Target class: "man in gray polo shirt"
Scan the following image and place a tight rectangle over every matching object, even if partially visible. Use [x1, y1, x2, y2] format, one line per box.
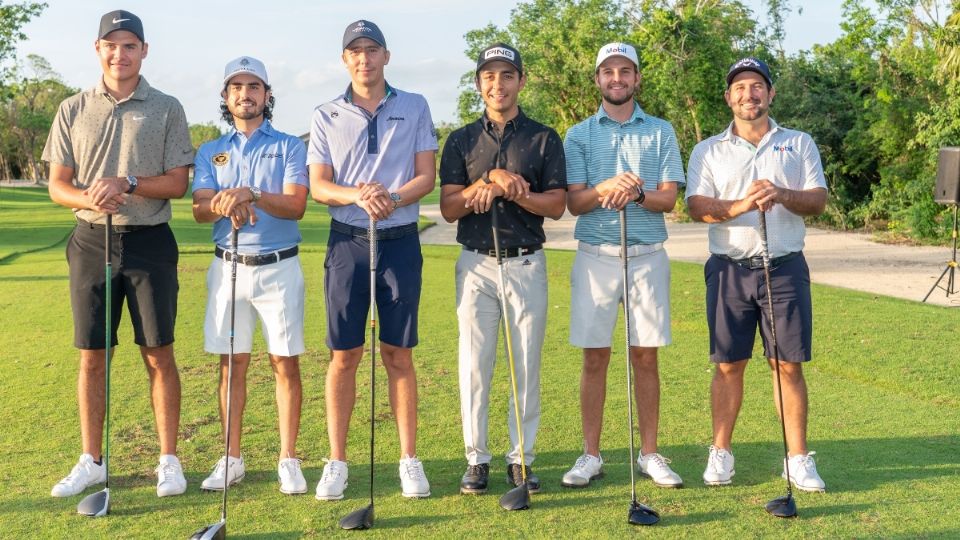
[308, 19, 438, 500]
[42, 10, 194, 499]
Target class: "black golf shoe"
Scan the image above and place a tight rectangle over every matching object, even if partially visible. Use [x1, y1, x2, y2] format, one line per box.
[507, 464, 540, 493]
[460, 463, 489, 494]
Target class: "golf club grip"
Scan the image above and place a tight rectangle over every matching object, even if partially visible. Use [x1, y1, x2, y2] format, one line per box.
[758, 211, 770, 266]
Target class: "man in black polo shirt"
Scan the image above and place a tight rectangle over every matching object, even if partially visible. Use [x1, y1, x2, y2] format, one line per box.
[439, 43, 566, 495]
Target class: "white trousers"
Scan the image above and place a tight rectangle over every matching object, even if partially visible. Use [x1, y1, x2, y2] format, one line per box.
[455, 249, 547, 466]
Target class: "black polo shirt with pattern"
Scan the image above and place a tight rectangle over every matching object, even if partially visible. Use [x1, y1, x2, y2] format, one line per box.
[439, 109, 567, 250]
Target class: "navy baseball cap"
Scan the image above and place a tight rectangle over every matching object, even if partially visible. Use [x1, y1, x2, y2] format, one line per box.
[342, 20, 386, 49]
[476, 43, 523, 75]
[98, 10, 144, 42]
[726, 57, 773, 87]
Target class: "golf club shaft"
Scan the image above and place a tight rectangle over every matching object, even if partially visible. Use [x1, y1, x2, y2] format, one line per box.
[757, 211, 793, 494]
[104, 214, 112, 489]
[221, 226, 239, 521]
[619, 209, 637, 504]
[491, 207, 527, 483]
[368, 215, 377, 508]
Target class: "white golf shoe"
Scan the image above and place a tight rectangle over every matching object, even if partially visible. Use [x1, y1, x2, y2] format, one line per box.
[399, 455, 430, 498]
[784, 452, 826, 492]
[561, 453, 604, 488]
[315, 458, 348, 500]
[703, 445, 735, 486]
[51, 453, 106, 497]
[278, 458, 307, 495]
[156, 454, 187, 497]
[200, 455, 245, 491]
[637, 452, 683, 488]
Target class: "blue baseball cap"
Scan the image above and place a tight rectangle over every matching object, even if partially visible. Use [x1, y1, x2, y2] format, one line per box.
[98, 9, 144, 43]
[726, 57, 773, 87]
[342, 20, 386, 49]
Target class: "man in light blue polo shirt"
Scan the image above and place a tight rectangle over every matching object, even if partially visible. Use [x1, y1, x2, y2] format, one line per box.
[308, 19, 437, 500]
[193, 56, 310, 496]
[561, 42, 685, 489]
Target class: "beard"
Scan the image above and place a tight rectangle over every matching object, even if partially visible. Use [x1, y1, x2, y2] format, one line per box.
[229, 101, 264, 121]
[601, 86, 635, 106]
[732, 100, 768, 121]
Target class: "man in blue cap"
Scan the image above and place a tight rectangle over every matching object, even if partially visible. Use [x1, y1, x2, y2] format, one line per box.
[308, 19, 438, 501]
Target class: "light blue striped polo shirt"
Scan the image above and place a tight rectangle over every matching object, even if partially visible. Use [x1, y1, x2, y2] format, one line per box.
[564, 103, 685, 245]
[307, 83, 438, 228]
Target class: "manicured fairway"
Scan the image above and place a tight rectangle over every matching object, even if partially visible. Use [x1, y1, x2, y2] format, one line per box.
[0, 188, 957, 538]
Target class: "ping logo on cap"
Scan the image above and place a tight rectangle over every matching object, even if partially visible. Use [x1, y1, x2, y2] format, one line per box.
[485, 48, 515, 61]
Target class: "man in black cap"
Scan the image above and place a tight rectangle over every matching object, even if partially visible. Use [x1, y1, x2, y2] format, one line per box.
[439, 42, 566, 495]
[43, 9, 194, 499]
[686, 57, 828, 492]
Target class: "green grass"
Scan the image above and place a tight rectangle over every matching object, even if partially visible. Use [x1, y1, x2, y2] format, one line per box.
[0, 189, 958, 538]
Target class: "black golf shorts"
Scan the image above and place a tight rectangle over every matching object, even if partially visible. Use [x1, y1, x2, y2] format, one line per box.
[704, 252, 812, 363]
[66, 221, 179, 349]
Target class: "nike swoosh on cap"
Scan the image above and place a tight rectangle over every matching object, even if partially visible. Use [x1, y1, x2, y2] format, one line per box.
[112, 17, 130, 23]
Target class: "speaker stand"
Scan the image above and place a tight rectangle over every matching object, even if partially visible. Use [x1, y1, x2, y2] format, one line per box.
[923, 204, 959, 302]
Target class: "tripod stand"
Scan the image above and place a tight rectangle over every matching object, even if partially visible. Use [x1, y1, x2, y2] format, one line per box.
[923, 204, 959, 302]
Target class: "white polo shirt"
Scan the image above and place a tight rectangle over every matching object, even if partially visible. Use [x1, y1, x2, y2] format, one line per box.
[685, 119, 827, 258]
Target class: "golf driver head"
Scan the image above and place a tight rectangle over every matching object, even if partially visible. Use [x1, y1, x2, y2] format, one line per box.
[339, 504, 374, 530]
[628, 500, 660, 526]
[498, 484, 530, 511]
[765, 493, 798, 518]
[77, 487, 109, 517]
[189, 520, 226, 540]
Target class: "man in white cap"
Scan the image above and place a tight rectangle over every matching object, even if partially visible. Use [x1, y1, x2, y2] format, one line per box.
[561, 42, 685, 489]
[44, 9, 193, 499]
[193, 56, 310, 495]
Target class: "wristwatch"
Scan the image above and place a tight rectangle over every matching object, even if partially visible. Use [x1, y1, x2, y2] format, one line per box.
[634, 185, 646, 206]
[481, 171, 492, 184]
[390, 192, 402, 209]
[125, 175, 138, 194]
[249, 186, 262, 202]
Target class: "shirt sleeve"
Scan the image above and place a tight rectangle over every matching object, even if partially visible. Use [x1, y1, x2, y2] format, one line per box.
[801, 133, 827, 190]
[659, 122, 686, 186]
[563, 124, 588, 186]
[540, 129, 567, 192]
[284, 137, 309, 188]
[415, 97, 439, 153]
[306, 107, 332, 166]
[191, 144, 217, 193]
[438, 131, 468, 186]
[41, 100, 76, 169]
[163, 99, 195, 171]
[685, 141, 715, 200]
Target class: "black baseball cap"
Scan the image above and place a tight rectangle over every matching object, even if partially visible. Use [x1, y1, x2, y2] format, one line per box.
[98, 10, 144, 43]
[342, 20, 386, 49]
[476, 43, 523, 75]
[726, 57, 773, 87]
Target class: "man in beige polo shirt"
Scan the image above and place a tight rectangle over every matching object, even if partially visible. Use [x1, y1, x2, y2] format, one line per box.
[42, 10, 194, 499]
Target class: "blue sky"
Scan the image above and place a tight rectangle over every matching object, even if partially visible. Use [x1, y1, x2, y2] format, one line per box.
[21, 0, 849, 136]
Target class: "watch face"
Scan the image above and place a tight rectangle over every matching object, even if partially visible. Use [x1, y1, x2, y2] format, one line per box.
[390, 192, 401, 202]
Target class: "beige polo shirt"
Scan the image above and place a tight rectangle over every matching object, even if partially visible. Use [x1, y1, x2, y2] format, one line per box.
[42, 77, 194, 226]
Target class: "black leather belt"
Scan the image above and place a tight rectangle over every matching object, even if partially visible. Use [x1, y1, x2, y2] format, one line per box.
[717, 251, 800, 270]
[77, 218, 158, 234]
[465, 245, 542, 258]
[330, 219, 418, 240]
[215, 245, 298, 266]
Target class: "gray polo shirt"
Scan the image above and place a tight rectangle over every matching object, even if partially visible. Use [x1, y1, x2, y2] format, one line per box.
[42, 77, 194, 226]
[307, 83, 438, 228]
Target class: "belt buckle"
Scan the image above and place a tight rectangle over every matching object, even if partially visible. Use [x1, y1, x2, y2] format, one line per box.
[749, 256, 764, 269]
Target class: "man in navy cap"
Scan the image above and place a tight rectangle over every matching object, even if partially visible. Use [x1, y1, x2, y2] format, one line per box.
[308, 19, 437, 501]
[686, 57, 828, 492]
[43, 9, 194, 499]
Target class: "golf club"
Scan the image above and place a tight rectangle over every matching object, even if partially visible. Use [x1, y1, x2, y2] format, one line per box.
[338, 215, 378, 530]
[78, 214, 113, 518]
[190, 226, 240, 539]
[758, 211, 798, 519]
[490, 207, 531, 512]
[619, 208, 660, 526]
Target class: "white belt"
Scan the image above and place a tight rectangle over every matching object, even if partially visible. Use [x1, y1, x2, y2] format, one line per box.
[578, 241, 663, 258]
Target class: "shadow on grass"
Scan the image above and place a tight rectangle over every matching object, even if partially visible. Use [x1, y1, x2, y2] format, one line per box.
[232, 533, 301, 539]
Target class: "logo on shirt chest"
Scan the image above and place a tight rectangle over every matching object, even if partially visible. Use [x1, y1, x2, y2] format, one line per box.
[261, 152, 283, 159]
[386, 116, 405, 122]
[772, 145, 795, 153]
[212, 152, 229, 166]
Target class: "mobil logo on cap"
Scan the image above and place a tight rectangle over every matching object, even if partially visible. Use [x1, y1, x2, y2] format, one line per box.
[605, 45, 628, 55]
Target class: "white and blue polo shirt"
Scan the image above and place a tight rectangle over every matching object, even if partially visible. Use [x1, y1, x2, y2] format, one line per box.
[564, 102, 685, 246]
[685, 119, 827, 258]
[307, 83, 438, 228]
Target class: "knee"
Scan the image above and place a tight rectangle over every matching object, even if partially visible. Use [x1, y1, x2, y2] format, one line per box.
[630, 348, 659, 375]
[79, 355, 106, 378]
[715, 361, 747, 380]
[773, 361, 804, 383]
[379, 345, 413, 373]
[271, 356, 302, 382]
[582, 349, 610, 375]
[329, 349, 362, 373]
[142, 345, 177, 372]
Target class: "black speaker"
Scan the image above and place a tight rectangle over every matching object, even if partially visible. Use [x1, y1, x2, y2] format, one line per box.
[935, 147, 960, 204]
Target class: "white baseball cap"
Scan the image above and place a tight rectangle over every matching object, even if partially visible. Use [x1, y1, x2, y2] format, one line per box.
[223, 56, 268, 86]
[595, 42, 639, 70]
